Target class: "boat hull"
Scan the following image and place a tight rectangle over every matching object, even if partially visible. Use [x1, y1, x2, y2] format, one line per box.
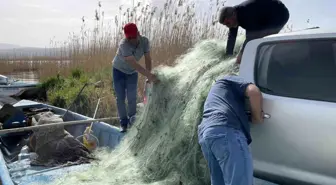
[0, 84, 38, 97]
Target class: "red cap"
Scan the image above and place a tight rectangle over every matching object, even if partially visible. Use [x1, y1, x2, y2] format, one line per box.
[123, 23, 138, 38]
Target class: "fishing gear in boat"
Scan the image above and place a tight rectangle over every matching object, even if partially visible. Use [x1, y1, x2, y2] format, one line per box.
[76, 83, 107, 151]
[78, 98, 102, 151]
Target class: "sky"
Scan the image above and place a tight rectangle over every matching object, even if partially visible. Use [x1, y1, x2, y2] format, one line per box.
[0, 0, 335, 48]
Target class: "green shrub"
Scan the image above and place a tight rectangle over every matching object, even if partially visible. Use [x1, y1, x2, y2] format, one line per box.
[51, 95, 67, 108]
[71, 68, 83, 79]
[44, 68, 115, 117]
[40, 75, 65, 91]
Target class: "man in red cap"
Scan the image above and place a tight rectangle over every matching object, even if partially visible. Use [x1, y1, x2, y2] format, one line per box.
[112, 22, 159, 132]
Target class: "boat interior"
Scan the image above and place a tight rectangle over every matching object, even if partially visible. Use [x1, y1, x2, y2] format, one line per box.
[0, 100, 124, 185]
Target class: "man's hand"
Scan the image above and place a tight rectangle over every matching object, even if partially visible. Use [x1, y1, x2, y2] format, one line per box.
[147, 73, 160, 84]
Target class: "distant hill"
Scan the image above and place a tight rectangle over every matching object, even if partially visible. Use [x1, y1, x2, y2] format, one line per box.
[0, 43, 21, 50]
[0, 43, 65, 59]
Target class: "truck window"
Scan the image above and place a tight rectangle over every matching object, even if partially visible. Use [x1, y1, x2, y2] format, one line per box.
[255, 39, 336, 103]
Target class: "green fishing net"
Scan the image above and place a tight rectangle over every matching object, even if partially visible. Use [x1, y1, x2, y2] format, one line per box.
[43, 38, 244, 185]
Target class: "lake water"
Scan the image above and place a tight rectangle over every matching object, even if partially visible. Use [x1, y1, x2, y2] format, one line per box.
[6, 71, 39, 83]
[1, 60, 72, 83]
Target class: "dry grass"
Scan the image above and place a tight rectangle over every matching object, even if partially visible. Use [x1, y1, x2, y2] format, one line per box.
[0, 0, 293, 119]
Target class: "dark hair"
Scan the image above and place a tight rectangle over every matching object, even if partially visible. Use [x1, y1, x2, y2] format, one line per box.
[219, 7, 235, 24]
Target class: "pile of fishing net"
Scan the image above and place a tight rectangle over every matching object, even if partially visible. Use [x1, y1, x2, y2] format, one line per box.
[43, 38, 243, 185]
[29, 111, 96, 167]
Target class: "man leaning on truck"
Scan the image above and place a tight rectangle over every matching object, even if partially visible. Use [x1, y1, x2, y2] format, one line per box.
[219, 0, 290, 64]
[198, 75, 264, 185]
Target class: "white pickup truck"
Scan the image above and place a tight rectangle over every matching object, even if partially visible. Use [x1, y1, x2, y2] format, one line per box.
[239, 28, 336, 185]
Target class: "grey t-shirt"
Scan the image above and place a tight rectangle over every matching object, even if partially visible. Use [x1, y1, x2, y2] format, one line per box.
[113, 36, 150, 74]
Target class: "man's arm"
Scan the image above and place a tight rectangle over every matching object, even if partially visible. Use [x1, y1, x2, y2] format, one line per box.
[144, 37, 152, 72]
[245, 84, 263, 123]
[124, 56, 159, 83]
[119, 42, 158, 82]
[144, 52, 152, 72]
[236, 31, 259, 64]
[226, 27, 238, 56]
[240, 30, 258, 55]
[124, 56, 152, 77]
[235, 38, 247, 64]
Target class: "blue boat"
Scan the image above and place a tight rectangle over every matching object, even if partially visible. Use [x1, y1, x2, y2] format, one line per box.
[0, 99, 124, 185]
[0, 75, 39, 97]
[0, 99, 277, 185]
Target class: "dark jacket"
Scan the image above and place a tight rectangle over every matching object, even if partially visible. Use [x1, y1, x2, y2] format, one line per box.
[226, 0, 290, 55]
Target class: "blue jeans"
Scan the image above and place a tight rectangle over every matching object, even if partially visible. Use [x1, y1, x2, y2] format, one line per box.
[112, 68, 138, 127]
[198, 126, 253, 185]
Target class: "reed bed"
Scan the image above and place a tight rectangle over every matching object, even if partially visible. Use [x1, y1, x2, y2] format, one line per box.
[0, 0, 293, 119]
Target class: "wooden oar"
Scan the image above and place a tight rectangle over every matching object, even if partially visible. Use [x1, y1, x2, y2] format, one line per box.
[0, 117, 119, 136]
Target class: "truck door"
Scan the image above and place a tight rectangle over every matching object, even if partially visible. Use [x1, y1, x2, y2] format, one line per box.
[239, 37, 336, 185]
